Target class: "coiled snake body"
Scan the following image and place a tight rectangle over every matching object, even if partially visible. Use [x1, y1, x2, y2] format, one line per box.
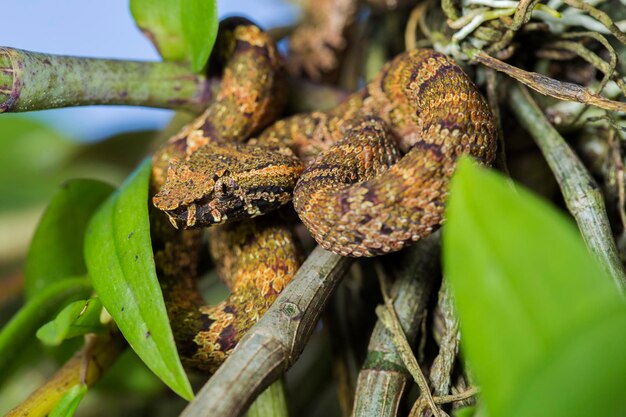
[151, 19, 496, 371]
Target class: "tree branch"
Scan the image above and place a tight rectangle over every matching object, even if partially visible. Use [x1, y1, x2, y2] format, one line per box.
[180, 246, 352, 417]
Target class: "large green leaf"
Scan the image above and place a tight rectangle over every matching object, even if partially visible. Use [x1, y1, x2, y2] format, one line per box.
[181, 0, 218, 72]
[24, 179, 114, 299]
[443, 159, 626, 417]
[84, 159, 193, 400]
[0, 277, 91, 379]
[130, 0, 218, 71]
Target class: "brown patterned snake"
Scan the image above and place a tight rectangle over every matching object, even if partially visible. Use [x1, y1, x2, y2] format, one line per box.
[151, 18, 496, 371]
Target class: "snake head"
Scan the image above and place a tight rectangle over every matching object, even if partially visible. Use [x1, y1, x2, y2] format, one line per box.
[152, 143, 304, 229]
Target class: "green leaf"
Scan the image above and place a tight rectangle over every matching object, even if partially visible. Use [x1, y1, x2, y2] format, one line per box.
[443, 158, 626, 417]
[24, 179, 114, 299]
[0, 278, 91, 379]
[49, 383, 87, 417]
[84, 159, 193, 400]
[36, 298, 105, 346]
[181, 0, 219, 72]
[130, 0, 188, 62]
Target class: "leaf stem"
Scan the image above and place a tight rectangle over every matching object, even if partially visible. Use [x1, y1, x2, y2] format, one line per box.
[0, 47, 214, 113]
[509, 83, 626, 293]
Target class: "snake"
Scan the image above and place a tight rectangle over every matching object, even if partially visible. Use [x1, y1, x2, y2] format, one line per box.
[150, 18, 496, 371]
[150, 19, 302, 373]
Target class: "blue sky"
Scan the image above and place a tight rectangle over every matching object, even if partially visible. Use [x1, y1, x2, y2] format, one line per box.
[1, 0, 298, 141]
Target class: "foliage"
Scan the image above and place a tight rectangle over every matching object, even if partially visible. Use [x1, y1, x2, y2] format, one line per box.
[1, 0, 217, 412]
[0, 179, 111, 378]
[0, 117, 77, 211]
[181, 0, 219, 72]
[444, 159, 626, 417]
[24, 179, 113, 299]
[3, 0, 626, 415]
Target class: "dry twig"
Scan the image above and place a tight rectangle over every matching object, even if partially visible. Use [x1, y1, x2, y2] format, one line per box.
[467, 48, 626, 113]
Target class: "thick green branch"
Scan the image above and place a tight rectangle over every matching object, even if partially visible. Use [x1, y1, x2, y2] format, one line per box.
[509, 84, 626, 293]
[0, 47, 213, 113]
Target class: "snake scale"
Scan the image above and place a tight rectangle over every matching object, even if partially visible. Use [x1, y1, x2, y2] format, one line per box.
[151, 18, 496, 372]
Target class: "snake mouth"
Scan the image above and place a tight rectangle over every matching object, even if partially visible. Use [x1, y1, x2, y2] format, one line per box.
[163, 195, 246, 229]
[162, 185, 293, 229]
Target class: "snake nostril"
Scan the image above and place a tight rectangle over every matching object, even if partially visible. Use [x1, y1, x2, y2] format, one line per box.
[213, 178, 230, 198]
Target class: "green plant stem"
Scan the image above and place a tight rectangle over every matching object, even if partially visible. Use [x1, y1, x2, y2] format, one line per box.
[180, 246, 352, 417]
[6, 331, 126, 417]
[246, 379, 290, 417]
[0, 47, 213, 113]
[509, 84, 626, 293]
[352, 234, 440, 417]
[441, 0, 460, 21]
